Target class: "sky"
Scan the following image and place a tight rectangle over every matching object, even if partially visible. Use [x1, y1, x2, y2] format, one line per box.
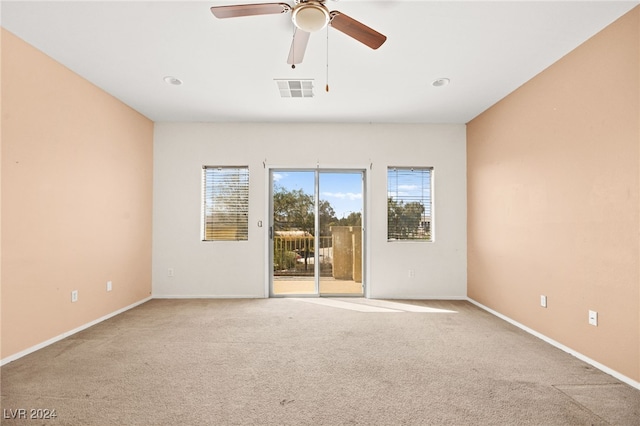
[273, 171, 363, 219]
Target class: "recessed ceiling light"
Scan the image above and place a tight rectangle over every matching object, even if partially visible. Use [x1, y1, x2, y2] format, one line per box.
[163, 76, 183, 86]
[432, 78, 450, 87]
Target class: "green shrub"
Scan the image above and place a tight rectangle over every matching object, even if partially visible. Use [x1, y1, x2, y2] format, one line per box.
[274, 250, 298, 271]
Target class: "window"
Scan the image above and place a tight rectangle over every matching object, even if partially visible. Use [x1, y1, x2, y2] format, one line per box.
[202, 166, 249, 241]
[387, 167, 432, 241]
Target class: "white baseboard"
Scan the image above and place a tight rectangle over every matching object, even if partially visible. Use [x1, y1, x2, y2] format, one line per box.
[153, 294, 264, 299]
[467, 297, 640, 391]
[1, 296, 152, 367]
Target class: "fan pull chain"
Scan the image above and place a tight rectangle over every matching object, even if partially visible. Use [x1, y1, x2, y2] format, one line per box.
[325, 25, 329, 92]
[291, 23, 296, 69]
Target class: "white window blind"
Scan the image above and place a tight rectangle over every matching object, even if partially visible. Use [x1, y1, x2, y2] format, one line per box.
[387, 167, 433, 241]
[202, 166, 249, 241]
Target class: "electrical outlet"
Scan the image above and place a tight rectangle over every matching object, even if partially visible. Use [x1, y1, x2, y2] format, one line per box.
[589, 310, 598, 326]
[71, 290, 78, 303]
[106, 281, 112, 292]
[168, 268, 174, 277]
[408, 269, 415, 278]
[540, 295, 547, 308]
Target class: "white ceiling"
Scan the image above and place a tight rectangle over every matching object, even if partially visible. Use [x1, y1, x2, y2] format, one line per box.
[2, 1, 638, 123]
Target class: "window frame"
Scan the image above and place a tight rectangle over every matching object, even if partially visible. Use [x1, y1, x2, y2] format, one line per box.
[387, 167, 433, 242]
[201, 165, 250, 242]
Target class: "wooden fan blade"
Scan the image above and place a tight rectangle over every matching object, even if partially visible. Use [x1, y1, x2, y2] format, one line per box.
[287, 28, 310, 65]
[210, 3, 291, 19]
[329, 11, 387, 50]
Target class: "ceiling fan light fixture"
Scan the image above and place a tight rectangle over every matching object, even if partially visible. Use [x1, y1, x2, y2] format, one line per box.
[292, 3, 330, 33]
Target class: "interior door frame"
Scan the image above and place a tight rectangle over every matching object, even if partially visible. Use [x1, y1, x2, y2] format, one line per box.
[265, 166, 368, 298]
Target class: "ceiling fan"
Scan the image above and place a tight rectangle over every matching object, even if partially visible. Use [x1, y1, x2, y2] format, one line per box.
[210, 1, 387, 66]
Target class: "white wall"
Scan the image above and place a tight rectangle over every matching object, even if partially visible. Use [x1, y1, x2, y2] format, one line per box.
[153, 123, 466, 299]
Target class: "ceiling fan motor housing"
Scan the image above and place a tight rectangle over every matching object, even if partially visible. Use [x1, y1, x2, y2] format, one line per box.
[292, 1, 330, 32]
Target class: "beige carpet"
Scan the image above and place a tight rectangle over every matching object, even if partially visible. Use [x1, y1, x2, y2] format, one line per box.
[1, 298, 639, 425]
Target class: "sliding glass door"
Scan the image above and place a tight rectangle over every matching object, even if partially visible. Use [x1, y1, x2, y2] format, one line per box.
[271, 171, 316, 295]
[270, 170, 364, 297]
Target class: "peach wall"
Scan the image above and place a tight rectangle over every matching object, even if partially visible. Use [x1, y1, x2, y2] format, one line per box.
[468, 7, 640, 381]
[1, 29, 153, 359]
[1, 28, 4, 361]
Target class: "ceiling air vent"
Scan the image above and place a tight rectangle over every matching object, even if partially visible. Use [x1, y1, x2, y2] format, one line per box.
[275, 79, 314, 98]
